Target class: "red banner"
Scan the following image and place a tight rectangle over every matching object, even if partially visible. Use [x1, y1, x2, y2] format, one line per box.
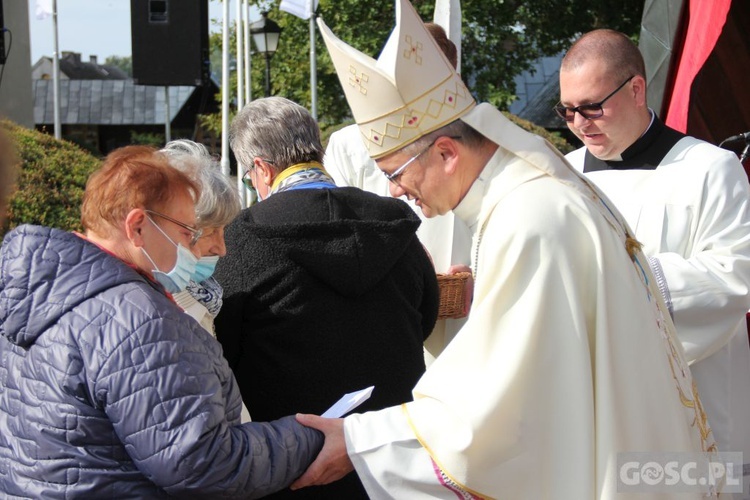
[664, 0, 732, 133]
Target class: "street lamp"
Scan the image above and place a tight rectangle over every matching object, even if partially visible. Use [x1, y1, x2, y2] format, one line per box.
[250, 12, 282, 97]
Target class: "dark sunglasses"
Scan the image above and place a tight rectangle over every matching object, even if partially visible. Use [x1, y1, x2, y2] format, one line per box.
[554, 75, 635, 122]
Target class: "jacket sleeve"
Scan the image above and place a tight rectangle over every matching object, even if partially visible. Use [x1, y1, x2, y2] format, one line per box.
[231, 416, 324, 499]
[97, 308, 322, 498]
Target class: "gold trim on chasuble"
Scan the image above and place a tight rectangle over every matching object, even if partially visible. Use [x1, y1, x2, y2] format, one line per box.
[401, 404, 495, 500]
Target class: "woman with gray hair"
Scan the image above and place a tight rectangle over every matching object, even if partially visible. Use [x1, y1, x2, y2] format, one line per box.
[232, 97, 336, 200]
[160, 139, 241, 335]
[214, 97, 439, 498]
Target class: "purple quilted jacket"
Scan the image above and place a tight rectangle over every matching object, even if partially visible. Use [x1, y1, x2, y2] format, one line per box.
[0, 225, 322, 499]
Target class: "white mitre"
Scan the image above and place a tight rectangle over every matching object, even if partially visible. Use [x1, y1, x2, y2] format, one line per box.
[317, 0, 475, 159]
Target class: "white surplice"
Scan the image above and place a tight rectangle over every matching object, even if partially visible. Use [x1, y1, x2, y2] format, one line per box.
[343, 104, 718, 499]
[567, 139, 750, 466]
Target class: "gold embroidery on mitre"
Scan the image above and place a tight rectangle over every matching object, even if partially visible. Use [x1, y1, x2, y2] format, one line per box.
[367, 113, 411, 147]
[347, 65, 369, 95]
[403, 35, 423, 65]
[363, 77, 471, 152]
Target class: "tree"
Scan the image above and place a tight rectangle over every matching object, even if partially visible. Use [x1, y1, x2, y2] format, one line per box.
[104, 55, 133, 77]
[207, 0, 643, 127]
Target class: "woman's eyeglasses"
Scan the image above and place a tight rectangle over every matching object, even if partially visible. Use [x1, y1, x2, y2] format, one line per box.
[145, 209, 203, 246]
[241, 170, 254, 190]
[241, 158, 275, 190]
[554, 75, 634, 122]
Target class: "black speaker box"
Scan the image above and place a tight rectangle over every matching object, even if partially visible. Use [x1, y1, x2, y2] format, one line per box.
[0, 0, 6, 65]
[130, 0, 209, 86]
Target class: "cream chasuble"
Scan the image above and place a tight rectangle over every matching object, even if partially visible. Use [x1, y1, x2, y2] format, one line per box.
[343, 104, 719, 499]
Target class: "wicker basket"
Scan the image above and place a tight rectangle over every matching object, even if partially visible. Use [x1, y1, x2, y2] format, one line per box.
[436, 272, 472, 319]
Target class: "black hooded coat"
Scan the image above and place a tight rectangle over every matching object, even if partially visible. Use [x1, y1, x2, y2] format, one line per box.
[214, 187, 439, 499]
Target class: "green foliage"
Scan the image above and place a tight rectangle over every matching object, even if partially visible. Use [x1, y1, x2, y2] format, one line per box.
[130, 130, 166, 148]
[104, 55, 133, 77]
[503, 112, 574, 154]
[207, 0, 643, 127]
[1, 120, 101, 236]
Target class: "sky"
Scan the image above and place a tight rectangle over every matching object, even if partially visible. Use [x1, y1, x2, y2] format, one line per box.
[27, 0, 247, 64]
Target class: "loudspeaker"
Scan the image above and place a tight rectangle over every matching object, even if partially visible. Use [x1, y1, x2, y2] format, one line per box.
[130, 0, 209, 86]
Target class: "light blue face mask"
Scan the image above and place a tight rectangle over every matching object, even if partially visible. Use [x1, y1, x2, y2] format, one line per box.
[192, 255, 220, 283]
[141, 217, 198, 293]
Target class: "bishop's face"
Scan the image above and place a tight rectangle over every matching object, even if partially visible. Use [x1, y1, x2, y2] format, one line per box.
[377, 137, 460, 218]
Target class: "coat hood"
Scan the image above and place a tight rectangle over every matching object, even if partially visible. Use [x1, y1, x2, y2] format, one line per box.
[241, 187, 422, 297]
[0, 225, 148, 348]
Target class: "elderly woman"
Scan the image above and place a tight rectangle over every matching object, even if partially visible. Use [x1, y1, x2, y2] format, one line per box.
[159, 139, 252, 423]
[159, 139, 241, 336]
[0, 146, 321, 498]
[214, 97, 440, 499]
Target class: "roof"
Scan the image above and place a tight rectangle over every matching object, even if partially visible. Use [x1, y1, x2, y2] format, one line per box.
[509, 53, 566, 130]
[32, 54, 130, 81]
[516, 72, 566, 130]
[59, 58, 129, 81]
[33, 80, 198, 125]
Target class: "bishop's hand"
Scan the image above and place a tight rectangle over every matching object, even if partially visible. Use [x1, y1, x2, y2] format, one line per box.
[290, 414, 354, 489]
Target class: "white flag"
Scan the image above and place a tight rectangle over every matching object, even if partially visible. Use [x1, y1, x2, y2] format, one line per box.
[35, 0, 54, 20]
[279, 0, 318, 20]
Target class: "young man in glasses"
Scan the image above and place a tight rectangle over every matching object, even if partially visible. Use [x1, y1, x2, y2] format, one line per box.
[289, 2, 721, 498]
[559, 29, 750, 478]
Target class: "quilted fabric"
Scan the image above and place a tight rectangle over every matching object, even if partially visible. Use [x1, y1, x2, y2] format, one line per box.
[0, 225, 322, 499]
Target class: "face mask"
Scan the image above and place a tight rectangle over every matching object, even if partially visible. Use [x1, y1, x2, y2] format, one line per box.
[141, 217, 198, 293]
[192, 255, 220, 283]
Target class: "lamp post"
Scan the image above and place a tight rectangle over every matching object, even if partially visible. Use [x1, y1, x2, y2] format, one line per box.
[250, 12, 282, 97]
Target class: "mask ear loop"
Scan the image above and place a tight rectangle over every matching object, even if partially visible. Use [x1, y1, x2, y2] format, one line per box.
[141, 246, 161, 272]
[141, 215, 177, 274]
[147, 215, 180, 247]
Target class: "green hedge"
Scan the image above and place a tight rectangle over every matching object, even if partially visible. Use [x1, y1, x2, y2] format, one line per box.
[503, 112, 575, 155]
[1, 120, 101, 237]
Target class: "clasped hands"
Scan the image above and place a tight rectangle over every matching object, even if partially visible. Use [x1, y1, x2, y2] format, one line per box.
[290, 414, 354, 490]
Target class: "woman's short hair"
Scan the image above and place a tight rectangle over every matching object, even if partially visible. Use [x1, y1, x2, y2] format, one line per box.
[159, 139, 241, 229]
[229, 96, 324, 173]
[81, 145, 199, 237]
